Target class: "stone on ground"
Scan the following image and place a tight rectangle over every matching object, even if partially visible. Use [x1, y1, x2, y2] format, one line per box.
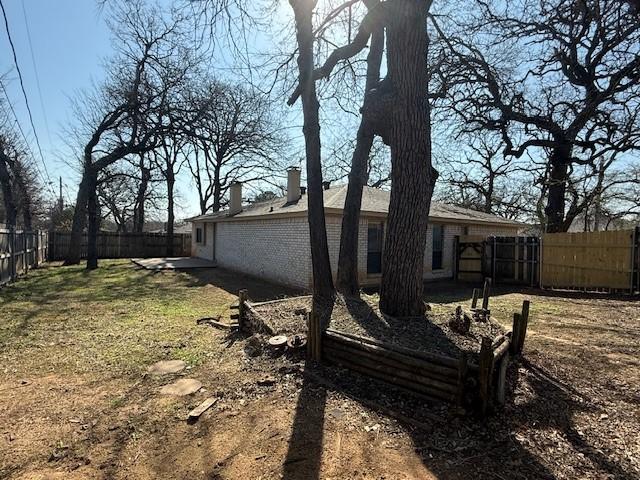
[159, 379, 203, 396]
[147, 360, 186, 375]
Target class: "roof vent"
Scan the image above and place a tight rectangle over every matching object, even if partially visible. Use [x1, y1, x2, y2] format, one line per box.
[300, 186, 307, 195]
[322, 181, 331, 190]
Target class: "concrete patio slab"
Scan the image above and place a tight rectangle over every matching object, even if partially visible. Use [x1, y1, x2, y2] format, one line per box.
[132, 257, 217, 270]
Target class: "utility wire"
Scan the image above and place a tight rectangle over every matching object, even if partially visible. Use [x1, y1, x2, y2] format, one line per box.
[21, 1, 52, 146]
[0, 0, 53, 195]
[0, 81, 55, 199]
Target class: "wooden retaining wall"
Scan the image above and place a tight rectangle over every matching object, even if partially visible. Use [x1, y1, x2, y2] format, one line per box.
[236, 287, 531, 415]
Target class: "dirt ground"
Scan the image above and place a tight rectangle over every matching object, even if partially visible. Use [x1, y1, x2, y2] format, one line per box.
[1, 261, 639, 479]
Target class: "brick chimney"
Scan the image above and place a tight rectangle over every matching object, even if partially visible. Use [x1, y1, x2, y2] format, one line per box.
[287, 167, 301, 203]
[228, 181, 242, 215]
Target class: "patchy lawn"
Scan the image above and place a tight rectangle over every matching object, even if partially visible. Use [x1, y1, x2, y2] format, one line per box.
[0, 262, 638, 479]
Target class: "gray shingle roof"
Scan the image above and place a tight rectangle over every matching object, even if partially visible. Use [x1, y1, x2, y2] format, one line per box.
[187, 184, 520, 227]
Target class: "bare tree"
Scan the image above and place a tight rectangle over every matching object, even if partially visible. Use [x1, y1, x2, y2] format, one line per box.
[182, 79, 285, 215]
[437, 0, 640, 232]
[66, 0, 191, 269]
[0, 137, 17, 227]
[336, 0, 384, 295]
[152, 134, 189, 255]
[288, 0, 336, 304]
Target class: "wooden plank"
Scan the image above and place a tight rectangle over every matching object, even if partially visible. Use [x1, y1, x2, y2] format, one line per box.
[187, 397, 218, 421]
[541, 230, 635, 290]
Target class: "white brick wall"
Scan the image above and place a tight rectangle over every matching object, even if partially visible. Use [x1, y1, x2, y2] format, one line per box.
[191, 216, 519, 289]
[213, 217, 312, 289]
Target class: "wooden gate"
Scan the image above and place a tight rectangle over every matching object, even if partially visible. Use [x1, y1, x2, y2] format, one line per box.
[455, 235, 540, 286]
[541, 229, 639, 293]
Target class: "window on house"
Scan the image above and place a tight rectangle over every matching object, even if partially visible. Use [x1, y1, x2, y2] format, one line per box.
[195, 226, 203, 244]
[367, 222, 384, 274]
[432, 224, 444, 270]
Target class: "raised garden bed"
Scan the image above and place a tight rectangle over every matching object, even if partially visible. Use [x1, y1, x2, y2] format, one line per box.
[235, 283, 529, 415]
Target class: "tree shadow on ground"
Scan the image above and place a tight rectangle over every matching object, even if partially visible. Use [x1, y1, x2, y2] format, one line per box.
[341, 294, 464, 360]
[280, 292, 636, 479]
[286, 351, 632, 480]
[282, 300, 334, 480]
[180, 267, 301, 302]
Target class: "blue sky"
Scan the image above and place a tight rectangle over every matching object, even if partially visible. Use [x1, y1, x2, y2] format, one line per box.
[1, 0, 112, 206]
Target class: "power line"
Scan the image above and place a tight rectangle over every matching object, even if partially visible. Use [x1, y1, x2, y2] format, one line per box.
[0, 0, 52, 192]
[21, 1, 52, 146]
[0, 80, 55, 198]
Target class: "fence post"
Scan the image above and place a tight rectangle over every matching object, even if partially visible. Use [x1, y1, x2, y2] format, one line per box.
[8, 226, 16, 282]
[478, 336, 494, 416]
[49, 231, 55, 262]
[481, 277, 491, 310]
[491, 236, 497, 284]
[471, 288, 480, 309]
[23, 231, 28, 275]
[34, 231, 39, 268]
[631, 226, 639, 294]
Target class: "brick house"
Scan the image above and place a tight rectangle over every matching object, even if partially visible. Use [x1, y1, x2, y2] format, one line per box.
[187, 168, 521, 290]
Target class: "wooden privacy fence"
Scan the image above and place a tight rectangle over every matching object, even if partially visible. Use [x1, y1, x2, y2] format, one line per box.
[0, 227, 48, 286]
[455, 229, 640, 293]
[48, 231, 192, 261]
[541, 228, 640, 293]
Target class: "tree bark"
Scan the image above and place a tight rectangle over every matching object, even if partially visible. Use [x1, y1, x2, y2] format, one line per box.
[379, 0, 435, 317]
[336, 21, 384, 296]
[290, 0, 335, 302]
[65, 170, 90, 265]
[133, 155, 150, 233]
[86, 170, 99, 270]
[166, 173, 175, 256]
[544, 144, 571, 233]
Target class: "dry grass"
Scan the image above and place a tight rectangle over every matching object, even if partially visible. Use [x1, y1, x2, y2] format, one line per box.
[0, 264, 638, 479]
[0, 260, 232, 376]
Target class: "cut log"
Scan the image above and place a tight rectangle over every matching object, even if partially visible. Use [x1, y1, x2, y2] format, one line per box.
[323, 337, 458, 383]
[324, 349, 456, 403]
[323, 341, 458, 391]
[324, 345, 458, 395]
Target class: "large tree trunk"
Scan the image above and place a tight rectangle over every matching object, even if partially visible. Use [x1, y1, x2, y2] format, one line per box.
[379, 0, 435, 317]
[0, 149, 17, 227]
[290, 0, 334, 301]
[544, 144, 571, 233]
[133, 156, 150, 233]
[86, 171, 99, 270]
[65, 171, 90, 265]
[336, 22, 384, 296]
[166, 174, 175, 256]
